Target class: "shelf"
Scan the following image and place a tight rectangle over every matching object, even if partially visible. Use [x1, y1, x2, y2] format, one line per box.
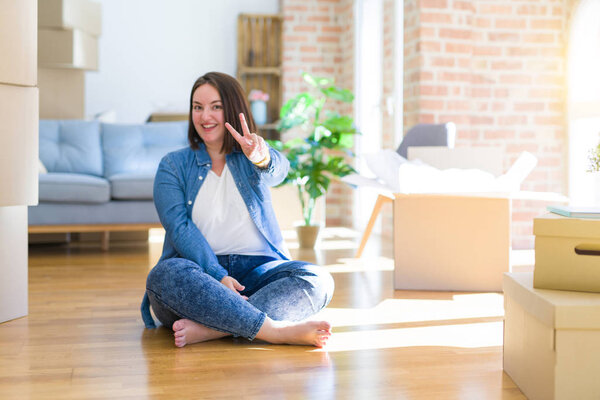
[238, 67, 281, 76]
[237, 13, 283, 140]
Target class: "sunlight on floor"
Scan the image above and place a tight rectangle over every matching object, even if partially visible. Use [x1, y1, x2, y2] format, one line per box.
[315, 321, 503, 352]
[311, 293, 505, 352]
[324, 256, 394, 273]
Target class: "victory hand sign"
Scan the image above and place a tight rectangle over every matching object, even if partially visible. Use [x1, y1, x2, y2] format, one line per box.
[225, 113, 270, 168]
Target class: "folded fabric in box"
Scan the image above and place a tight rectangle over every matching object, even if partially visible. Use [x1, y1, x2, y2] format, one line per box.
[344, 150, 538, 194]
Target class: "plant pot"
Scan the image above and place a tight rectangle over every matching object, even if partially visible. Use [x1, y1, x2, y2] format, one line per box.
[250, 100, 267, 125]
[296, 224, 321, 249]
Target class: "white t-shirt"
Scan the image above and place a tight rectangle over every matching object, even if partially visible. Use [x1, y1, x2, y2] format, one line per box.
[191, 164, 270, 255]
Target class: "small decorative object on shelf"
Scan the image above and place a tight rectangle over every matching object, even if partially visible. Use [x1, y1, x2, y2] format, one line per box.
[248, 89, 269, 126]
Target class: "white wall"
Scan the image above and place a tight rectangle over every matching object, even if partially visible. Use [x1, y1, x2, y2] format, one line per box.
[86, 0, 279, 123]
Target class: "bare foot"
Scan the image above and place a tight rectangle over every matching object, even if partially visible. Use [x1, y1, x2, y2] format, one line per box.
[257, 320, 332, 348]
[172, 319, 230, 347]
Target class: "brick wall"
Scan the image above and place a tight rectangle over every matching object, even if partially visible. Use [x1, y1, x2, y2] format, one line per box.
[403, 0, 573, 249]
[282, 0, 354, 227]
[282, 0, 581, 248]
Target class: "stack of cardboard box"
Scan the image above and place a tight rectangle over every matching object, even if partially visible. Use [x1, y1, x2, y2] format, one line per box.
[503, 213, 600, 399]
[38, 0, 101, 119]
[0, 0, 38, 322]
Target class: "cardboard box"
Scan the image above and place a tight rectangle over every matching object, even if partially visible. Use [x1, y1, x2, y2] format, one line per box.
[0, 0, 37, 86]
[0, 84, 39, 207]
[0, 206, 29, 323]
[393, 193, 511, 292]
[38, 0, 102, 37]
[38, 68, 85, 119]
[503, 272, 600, 400]
[534, 213, 600, 292]
[38, 28, 98, 70]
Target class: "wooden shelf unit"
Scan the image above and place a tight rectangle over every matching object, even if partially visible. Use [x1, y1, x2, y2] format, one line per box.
[237, 13, 283, 140]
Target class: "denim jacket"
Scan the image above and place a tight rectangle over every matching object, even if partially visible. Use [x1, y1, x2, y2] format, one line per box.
[141, 143, 291, 328]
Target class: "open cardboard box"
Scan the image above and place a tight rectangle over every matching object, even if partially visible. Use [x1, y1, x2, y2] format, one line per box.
[348, 146, 567, 292]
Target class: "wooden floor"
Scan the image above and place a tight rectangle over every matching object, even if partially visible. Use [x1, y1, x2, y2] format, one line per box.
[0, 228, 526, 399]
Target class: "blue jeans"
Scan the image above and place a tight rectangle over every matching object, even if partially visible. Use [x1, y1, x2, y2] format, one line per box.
[145, 255, 334, 340]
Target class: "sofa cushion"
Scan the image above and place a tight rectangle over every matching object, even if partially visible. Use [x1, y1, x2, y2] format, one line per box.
[102, 121, 188, 178]
[39, 120, 103, 176]
[39, 173, 110, 203]
[109, 172, 154, 200]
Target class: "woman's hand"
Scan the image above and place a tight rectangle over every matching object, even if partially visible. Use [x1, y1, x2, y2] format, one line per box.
[220, 276, 248, 300]
[225, 113, 270, 168]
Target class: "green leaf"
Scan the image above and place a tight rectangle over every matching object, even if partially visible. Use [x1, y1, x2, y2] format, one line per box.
[313, 126, 332, 141]
[302, 72, 334, 88]
[320, 86, 354, 103]
[278, 93, 315, 131]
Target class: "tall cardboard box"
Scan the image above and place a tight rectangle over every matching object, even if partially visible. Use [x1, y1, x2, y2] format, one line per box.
[394, 193, 510, 292]
[38, 0, 102, 36]
[504, 272, 600, 399]
[0, 0, 37, 86]
[534, 213, 600, 292]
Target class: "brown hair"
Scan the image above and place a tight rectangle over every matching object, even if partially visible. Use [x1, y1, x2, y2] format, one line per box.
[187, 72, 256, 153]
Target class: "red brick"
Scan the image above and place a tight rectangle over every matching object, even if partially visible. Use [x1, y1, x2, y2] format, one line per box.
[439, 71, 471, 82]
[418, 114, 436, 123]
[439, 28, 471, 40]
[534, 116, 564, 126]
[420, 99, 445, 110]
[293, 25, 317, 33]
[492, 102, 506, 112]
[473, 46, 502, 56]
[421, 0, 448, 9]
[453, 0, 473, 11]
[474, 17, 492, 28]
[516, 5, 548, 15]
[419, 41, 442, 52]
[431, 57, 455, 67]
[283, 35, 309, 43]
[421, 12, 453, 24]
[322, 26, 343, 33]
[471, 116, 495, 125]
[470, 87, 492, 97]
[491, 61, 523, 70]
[498, 115, 528, 126]
[531, 18, 562, 30]
[445, 42, 472, 54]
[307, 16, 331, 23]
[499, 74, 533, 85]
[317, 35, 338, 43]
[495, 19, 527, 29]
[488, 32, 520, 42]
[446, 100, 471, 111]
[479, 4, 513, 14]
[507, 47, 539, 56]
[514, 102, 545, 112]
[420, 85, 449, 96]
[485, 129, 516, 140]
[523, 33, 556, 44]
[419, 27, 437, 38]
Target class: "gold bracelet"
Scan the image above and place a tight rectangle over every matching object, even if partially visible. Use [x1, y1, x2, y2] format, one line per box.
[252, 154, 269, 166]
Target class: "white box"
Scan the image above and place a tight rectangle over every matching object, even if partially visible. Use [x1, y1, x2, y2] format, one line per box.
[38, 0, 102, 36]
[0, 0, 37, 86]
[503, 272, 600, 400]
[38, 28, 98, 70]
[534, 213, 600, 293]
[394, 193, 510, 291]
[0, 84, 39, 207]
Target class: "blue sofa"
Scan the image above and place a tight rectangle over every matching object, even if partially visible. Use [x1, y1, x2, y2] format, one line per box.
[29, 119, 189, 248]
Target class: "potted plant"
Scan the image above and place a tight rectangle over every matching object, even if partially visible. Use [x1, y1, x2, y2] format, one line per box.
[269, 72, 359, 248]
